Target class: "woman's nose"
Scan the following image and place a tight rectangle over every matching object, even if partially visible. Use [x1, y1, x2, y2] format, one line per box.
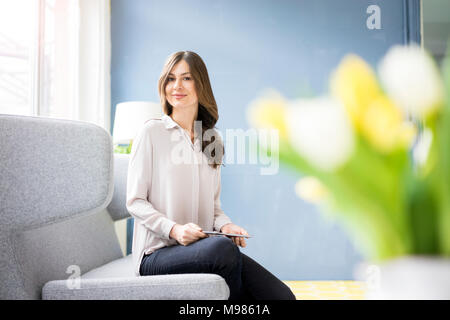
[174, 78, 183, 89]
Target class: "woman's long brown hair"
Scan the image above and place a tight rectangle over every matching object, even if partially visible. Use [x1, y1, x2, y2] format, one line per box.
[158, 51, 224, 169]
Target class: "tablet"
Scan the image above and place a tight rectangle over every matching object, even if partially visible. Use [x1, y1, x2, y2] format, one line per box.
[203, 231, 252, 238]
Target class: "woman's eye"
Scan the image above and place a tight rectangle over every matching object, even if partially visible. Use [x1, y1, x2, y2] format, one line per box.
[167, 77, 191, 81]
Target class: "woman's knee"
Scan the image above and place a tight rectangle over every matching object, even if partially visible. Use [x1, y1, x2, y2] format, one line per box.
[201, 236, 241, 271]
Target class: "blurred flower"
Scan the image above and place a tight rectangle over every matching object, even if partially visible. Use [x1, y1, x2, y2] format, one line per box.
[246, 90, 289, 139]
[413, 128, 433, 167]
[295, 176, 328, 204]
[378, 45, 444, 118]
[286, 97, 355, 171]
[247, 45, 450, 261]
[330, 54, 382, 130]
[362, 96, 417, 153]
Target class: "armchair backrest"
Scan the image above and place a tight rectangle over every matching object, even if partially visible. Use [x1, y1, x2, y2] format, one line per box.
[106, 153, 131, 221]
[0, 114, 122, 299]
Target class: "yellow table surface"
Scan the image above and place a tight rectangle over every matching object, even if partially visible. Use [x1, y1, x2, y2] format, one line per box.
[283, 281, 367, 300]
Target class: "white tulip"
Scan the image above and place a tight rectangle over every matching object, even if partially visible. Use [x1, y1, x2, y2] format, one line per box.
[378, 45, 444, 118]
[413, 128, 433, 167]
[286, 97, 355, 172]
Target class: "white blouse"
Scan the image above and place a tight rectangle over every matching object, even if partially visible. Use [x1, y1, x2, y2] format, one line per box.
[126, 114, 233, 276]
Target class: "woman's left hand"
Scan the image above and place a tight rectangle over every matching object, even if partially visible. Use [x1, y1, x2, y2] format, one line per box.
[220, 223, 249, 248]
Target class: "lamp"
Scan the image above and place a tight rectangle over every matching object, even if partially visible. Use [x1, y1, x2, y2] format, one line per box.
[113, 101, 162, 146]
[112, 101, 162, 256]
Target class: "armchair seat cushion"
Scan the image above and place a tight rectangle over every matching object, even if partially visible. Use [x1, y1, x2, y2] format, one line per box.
[81, 254, 136, 279]
[42, 255, 230, 300]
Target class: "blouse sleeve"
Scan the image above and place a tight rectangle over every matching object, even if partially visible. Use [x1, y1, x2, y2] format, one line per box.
[213, 165, 233, 231]
[126, 124, 176, 240]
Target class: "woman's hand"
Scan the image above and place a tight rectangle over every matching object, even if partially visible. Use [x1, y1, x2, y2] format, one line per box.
[220, 223, 249, 248]
[170, 223, 207, 246]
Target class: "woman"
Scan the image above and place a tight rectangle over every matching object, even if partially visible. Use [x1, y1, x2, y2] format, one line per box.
[126, 51, 295, 300]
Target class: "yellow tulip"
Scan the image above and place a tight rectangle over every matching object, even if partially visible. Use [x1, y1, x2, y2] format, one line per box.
[295, 176, 329, 204]
[330, 55, 382, 130]
[246, 90, 289, 139]
[361, 96, 417, 153]
[397, 122, 418, 150]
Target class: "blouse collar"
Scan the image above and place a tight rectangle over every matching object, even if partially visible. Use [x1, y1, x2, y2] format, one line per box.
[161, 114, 179, 129]
[161, 114, 201, 150]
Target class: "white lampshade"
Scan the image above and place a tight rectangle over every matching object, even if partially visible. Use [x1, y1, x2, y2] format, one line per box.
[113, 101, 162, 144]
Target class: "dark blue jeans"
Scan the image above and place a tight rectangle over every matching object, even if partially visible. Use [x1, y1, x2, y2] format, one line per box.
[139, 236, 296, 300]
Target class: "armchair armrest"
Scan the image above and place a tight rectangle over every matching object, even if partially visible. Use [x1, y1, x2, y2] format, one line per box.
[42, 273, 229, 300]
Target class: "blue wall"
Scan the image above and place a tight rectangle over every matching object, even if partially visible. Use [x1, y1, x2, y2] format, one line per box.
[111, 0, 420, 280]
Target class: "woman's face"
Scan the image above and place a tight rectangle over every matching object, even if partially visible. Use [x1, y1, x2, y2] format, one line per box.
[165, 59, 199, 111]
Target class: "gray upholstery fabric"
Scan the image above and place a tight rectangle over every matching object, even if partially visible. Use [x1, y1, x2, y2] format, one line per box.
[0, 114, 229, 300]
[42, 273, 230, 300]
[43, 254, 229, 300]
[81, 253, 135, 279]
[0, 114, 114, 230]
[106, 153, 131, 221]
[11, 209, 123, 299]
[0, 114, 115, 299]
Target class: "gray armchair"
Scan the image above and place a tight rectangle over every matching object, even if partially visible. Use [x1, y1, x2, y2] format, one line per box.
[0, 114, 229, 300]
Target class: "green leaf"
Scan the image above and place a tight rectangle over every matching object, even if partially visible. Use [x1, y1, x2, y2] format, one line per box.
[407, 177, 439, 254]
[431, 42, 450, 255]
[264, 135, 411, 261]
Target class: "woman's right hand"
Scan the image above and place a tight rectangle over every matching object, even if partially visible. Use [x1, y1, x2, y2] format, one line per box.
[169, 223, 207, 246]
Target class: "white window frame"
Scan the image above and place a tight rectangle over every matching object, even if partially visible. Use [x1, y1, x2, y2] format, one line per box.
[2, 0, 111, 132]
[31, 0, 45, 116]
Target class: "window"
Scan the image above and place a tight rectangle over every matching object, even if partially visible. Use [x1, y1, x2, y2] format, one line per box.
[0, 0, 38, 116]
[0, 0, 111, 131]
[0, 0, 65, 117]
